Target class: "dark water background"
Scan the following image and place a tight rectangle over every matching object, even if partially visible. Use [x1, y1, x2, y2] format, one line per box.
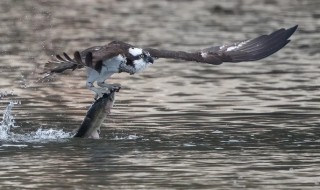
[0, 0, 320, 189]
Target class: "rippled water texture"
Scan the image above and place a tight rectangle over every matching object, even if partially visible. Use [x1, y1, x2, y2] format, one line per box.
[0, 0, 320, 189]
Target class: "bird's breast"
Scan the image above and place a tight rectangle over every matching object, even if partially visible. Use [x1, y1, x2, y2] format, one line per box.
[101, 55, 124, 73]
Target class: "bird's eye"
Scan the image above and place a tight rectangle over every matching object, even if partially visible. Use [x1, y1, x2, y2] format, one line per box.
[140, 54, 145, 58]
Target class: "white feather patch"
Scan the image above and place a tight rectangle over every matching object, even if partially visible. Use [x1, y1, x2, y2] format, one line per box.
[226, 41, 248, 52]
[101, 55, 124, 74]
[133, 59, 150, 73]
[201, 52, 208, 58]
[129, 47, 143, 56]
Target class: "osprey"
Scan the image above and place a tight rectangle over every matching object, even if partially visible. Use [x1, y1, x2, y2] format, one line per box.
[46, 25, 297, 97]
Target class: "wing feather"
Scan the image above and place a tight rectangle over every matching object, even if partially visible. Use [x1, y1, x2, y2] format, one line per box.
[85, 52, 93, 68]
[45, 44, 126, 74]
[63, 52, 73, 62]
[145, 25, 298, 65]
[74, 51, 84, 65]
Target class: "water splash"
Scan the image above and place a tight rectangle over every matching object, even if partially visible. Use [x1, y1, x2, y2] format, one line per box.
[0, 101, 72, 142]
[113, 134, 141, 140]
[0, 100, 20, 139]
[8, 128, 72, 143]
[30, 128, 72, 140]
[0, 90, 14, 99]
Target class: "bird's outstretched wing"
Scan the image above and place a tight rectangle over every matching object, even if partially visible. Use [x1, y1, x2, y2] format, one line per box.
[45, 45, 107, 74]
[45, 51, 86, 73]
[45, 44, 126, 74]
[145, 25, 298, 65]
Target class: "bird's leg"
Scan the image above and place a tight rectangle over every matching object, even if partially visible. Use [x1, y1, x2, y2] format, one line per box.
[86, 81, 111, 98]
[97, 82, 121, 92]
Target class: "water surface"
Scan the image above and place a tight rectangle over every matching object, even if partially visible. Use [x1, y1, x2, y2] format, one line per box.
[0, 0, 320, 189]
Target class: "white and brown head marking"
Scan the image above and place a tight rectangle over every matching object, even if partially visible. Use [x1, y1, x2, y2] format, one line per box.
[125, 47, 154, 73]
[128, 47, 143, 57]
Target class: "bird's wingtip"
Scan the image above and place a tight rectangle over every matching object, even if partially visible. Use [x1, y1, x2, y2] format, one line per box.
[286, 25, 298, 37]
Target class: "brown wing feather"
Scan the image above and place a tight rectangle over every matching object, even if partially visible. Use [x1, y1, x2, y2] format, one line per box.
[145, 25, 298, 65]
[88, 45, 126, 73]
[45, 42, 128, 74]
[46, 61, 78, 73]
[145, 48, 208, 63]
[74, 51, 85, 65]
[45, 53, 82, 74]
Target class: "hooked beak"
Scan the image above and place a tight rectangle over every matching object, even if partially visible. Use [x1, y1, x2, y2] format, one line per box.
[147, 56, 154, 64]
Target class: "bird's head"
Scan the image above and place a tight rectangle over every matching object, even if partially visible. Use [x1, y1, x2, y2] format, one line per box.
[127, 47, 154, 73]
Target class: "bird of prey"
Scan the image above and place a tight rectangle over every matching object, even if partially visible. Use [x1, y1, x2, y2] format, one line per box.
[46, 25, 298, 97]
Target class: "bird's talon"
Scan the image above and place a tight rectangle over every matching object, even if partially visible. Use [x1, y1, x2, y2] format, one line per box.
[114, 86, 121, 92]
[110, 87, 120, 93]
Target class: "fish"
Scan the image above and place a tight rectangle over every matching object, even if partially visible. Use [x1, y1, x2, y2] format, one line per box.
[74, 91, 115, 139]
